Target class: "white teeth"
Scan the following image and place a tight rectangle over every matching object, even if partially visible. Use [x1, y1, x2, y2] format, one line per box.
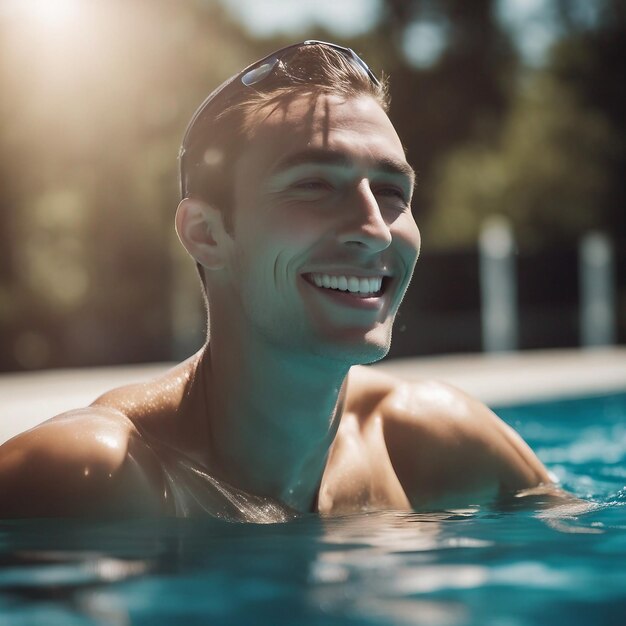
[309, 273, 385, 295]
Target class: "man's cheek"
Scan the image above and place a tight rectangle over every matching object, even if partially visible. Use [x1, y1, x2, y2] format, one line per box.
[395, 222, 421, 262]
[272, 219, 313, 243]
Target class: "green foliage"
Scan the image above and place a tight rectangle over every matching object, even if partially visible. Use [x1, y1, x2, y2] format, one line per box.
[426, 70, 616, 250]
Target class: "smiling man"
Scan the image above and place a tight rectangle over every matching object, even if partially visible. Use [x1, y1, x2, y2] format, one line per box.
[0, 42, 555, 520]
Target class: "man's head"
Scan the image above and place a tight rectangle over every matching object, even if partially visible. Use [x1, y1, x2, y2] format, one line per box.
[176, 42, 420, 365]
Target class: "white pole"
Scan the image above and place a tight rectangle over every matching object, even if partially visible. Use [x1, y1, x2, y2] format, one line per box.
[479, 216, 518, 353]
[580, 232, 615, 348]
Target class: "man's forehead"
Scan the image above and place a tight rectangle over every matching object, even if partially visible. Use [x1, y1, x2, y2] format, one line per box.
[240, 93, 410, 177]
[252, 92, 391, 135]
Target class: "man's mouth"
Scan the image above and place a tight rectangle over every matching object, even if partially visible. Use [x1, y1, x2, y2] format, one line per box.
[302, 272, 391, 299]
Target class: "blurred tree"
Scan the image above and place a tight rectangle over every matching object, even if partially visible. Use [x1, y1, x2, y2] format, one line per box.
[550, 0, 626, 240]
[425, 0, 624, 250]
[375, 0, 518, 229]
[426, 70, 615, 249]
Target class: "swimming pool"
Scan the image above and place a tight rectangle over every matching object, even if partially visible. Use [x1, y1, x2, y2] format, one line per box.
[1, 391, 624, 626]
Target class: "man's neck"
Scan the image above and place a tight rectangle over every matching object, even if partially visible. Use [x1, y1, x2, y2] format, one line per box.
[194, 330, 350, 511]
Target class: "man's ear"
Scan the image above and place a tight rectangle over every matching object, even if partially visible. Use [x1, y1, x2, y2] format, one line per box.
[175, 198, 231, 270]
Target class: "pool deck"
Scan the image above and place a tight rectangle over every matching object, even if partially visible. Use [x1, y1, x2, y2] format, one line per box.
[1, 347, 625, 445]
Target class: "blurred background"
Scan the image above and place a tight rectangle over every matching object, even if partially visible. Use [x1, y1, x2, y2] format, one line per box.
[0, 0, 623, 373]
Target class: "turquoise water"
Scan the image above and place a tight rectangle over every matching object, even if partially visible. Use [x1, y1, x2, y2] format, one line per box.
[1, 392, 625, 626]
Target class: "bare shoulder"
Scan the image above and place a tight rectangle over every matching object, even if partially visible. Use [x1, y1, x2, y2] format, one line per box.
[91, 357, 195, 424]
[350, 367, 552, 507]
[0, 356, 200, 519]
[0, 406, 167, 518]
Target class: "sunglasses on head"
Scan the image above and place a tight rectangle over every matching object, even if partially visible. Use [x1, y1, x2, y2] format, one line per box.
[179, 40, 380, 168]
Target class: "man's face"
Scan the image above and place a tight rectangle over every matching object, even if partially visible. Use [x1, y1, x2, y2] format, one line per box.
[220, 93, 420, 364]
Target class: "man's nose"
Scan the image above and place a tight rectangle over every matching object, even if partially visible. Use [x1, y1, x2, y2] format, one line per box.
[337, 181, 392, 252]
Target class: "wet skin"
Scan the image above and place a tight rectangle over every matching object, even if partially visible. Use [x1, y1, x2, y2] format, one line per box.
[0, 95, 553, 518]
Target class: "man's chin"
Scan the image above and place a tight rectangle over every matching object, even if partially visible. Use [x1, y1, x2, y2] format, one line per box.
[308, 330, 392, 365]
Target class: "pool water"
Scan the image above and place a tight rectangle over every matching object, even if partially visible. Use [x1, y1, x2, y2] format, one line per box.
[1, 392, 625, 626]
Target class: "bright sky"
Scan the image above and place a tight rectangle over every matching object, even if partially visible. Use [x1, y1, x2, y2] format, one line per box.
[496, 0, 560, 66]
[218, 0, 383, 38]
[0, 0, 81, 26]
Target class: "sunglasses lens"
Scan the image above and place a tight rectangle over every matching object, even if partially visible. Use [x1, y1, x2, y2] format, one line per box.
[241, 57, 279, 87]
[240, 43, 378, 90]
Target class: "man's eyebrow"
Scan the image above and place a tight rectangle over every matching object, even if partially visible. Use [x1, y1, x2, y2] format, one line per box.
[270, 148, 416, 185]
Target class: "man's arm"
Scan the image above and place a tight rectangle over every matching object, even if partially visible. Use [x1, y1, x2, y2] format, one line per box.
[381, 380, 556, 509]
[0, 407, 168, 518]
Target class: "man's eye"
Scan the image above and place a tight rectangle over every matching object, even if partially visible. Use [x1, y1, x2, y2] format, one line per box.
[375, 186, 409, 204]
